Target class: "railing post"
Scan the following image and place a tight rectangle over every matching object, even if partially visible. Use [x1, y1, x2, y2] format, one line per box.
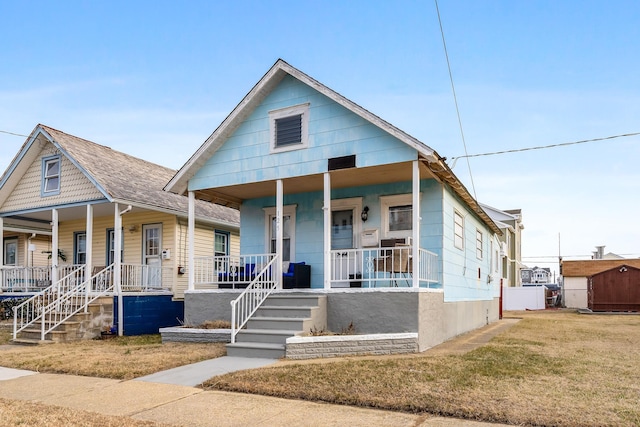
[230, 301, 236, 344]
[41, 305, 45, 341]
[12, 306, 17, 340]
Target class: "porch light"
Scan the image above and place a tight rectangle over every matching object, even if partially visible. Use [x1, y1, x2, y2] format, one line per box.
[361, 206, 369, 222]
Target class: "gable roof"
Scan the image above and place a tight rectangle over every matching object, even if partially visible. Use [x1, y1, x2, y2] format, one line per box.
[0, 124, 239, 227]
[164, 59, 500, 235]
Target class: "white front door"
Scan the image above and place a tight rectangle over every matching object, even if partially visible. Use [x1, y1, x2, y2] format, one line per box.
[142, 224, 162, 288]
[331, 197, 363, 288]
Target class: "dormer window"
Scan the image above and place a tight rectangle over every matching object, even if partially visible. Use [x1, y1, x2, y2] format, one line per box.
[269, 103, 309, 153]
[42, 155, 61, 196]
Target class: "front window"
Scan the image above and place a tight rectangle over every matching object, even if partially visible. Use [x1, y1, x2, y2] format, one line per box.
[106, 229, 124, 265]
[42, 156, 61, 195]
[380, 194, 413, 239]
[4, 239, 17, 265]
[389, 205, 412, 232]
[269, 104, 309, 153]
[214, 231, 229, 257]
[74, 232, 86, 264]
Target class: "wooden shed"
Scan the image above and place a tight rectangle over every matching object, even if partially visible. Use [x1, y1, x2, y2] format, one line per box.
[588, 265, 640, 312]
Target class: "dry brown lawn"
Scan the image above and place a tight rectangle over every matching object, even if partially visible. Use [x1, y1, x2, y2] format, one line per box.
[0, 332, 226, 380]
[203, 310, 640, 427]
[0, 397, 172, 427]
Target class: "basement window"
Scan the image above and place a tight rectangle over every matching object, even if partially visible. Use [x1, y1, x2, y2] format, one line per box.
[269, 103, 309, 153]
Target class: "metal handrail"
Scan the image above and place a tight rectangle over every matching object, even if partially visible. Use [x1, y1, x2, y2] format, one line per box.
[230, 255, 279, 343]
[40, 265, 115, 340]
[12, 265, 85, 340]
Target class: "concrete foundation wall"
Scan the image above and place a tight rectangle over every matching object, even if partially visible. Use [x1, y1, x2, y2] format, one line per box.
[417, 292, 499, 351]
[325, 290, 419, 335]
[564, 277, 588, 309]
[185, 289, 499, 352]
[184, 291, 238, 325]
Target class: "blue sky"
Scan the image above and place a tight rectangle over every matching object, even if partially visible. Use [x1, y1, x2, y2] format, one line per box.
[2, 0, 640, 275]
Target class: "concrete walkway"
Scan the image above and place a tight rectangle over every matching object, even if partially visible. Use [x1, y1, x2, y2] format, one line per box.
[0, 318, 520, 426]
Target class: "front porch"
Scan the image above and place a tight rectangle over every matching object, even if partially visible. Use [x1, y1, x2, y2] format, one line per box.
[192, 246, 440, 290]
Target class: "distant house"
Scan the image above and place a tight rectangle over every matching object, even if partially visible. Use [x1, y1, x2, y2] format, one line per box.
[480, 204, 524, 286]
[0, 124, 239, 340]
[521, 266, 552, 284]
[165, 59, 504, 357]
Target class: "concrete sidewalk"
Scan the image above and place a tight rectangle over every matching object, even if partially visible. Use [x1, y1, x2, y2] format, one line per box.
[0, 369, 505, 427]
[0, 318, 520, 426]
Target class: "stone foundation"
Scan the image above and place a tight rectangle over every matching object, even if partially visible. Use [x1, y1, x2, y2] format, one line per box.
[285, 333, 418, 359]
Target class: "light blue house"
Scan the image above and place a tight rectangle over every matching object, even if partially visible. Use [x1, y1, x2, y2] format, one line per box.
[166, 59, 503, 357]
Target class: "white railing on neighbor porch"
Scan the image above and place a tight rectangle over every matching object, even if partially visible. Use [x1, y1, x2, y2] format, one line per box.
[230, 255, 279, 343]
[121, 263, 172, 291]
[1, 265, 86, 292]
[331, 246, 439, 288]
[194, 254, 276, 289]
[12, 265, 84, 339]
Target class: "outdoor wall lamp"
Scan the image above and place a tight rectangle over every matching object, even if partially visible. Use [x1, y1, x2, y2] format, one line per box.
[361, 206, 369, 222]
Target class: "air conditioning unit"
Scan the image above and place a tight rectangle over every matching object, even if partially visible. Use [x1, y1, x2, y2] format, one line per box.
[396, 236, 412, 246]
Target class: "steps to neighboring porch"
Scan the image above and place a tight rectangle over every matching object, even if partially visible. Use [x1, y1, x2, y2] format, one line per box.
[226, 294, 327, 359]
[11, 297, 113, 345]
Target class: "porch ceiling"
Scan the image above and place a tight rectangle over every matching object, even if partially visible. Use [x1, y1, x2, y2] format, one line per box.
[193, 161, 437, 208]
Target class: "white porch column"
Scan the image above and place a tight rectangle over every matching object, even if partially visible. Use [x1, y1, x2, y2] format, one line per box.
[323, 172, 331, 289]
[114, 204, 123, 336]
[412, 160, 420, 288]
[85, 204, 94, 309]
[51, 209, 59, 285]
[0, 217, 4, 268]
[276, 180, 283, 289]
[188, 191, 195, 291]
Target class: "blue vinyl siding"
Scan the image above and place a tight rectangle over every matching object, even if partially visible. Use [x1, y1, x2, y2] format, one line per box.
[189, 75, 416, 192]
[441, 190, 498, 302]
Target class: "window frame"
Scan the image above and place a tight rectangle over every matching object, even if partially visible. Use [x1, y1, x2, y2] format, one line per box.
[214, 230, 230, 257]
[106, 228, 124, 265]
[3, 238, 18, 266]
[74, 231, 87, 265]
[476, 228, 484, 260]
[41, 155, 61, 196]
[380, 194, 413, 239]
[454, 210, 464, 250]
[268, 103, 309, 154]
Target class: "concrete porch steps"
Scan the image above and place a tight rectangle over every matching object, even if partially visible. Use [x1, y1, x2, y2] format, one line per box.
[226, 293, 327, 358]
[11, 297, 113, 344]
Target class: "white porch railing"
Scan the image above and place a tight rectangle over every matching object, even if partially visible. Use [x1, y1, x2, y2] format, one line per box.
[0, 265, 85, 292]
[330, 246, 439, 288]
[121, 263, 171, 291]
[230, 255, 279, 343]
[12, 265, 85, 339]
[194, 254, 276, 289]
[1, 264, 170, 293]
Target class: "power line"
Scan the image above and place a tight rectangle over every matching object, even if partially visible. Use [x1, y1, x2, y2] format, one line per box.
[435, 0, 477, 200]
[448, 132, 640, 167]
[0, 130, 29, 138]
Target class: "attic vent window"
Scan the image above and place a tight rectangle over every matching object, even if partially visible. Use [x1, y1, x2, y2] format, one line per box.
[269, 103, 309, 153]
[42, 155, 61, 196]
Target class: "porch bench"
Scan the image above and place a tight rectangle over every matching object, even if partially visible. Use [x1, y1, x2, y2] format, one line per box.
[283, 262, 311, 289]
